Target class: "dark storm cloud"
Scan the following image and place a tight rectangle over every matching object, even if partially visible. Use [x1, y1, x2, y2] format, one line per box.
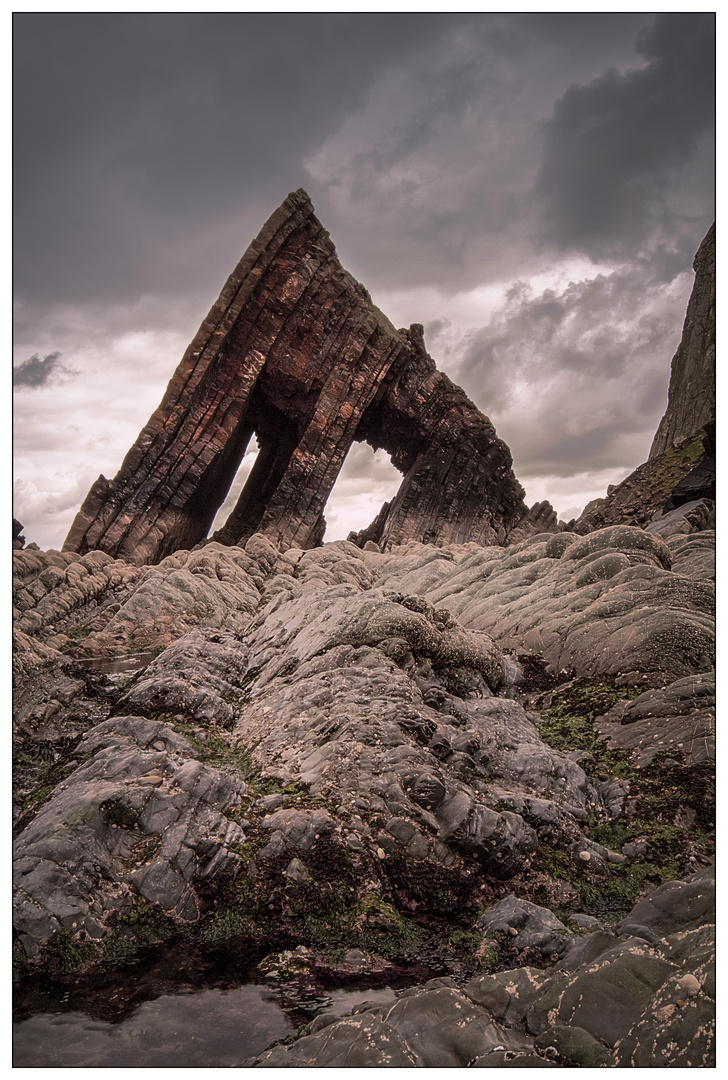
[13, 12, 456, 307]
[306, 12, 663, 296]
[13, 351, 76, 389]
[534, 13, 715, 260]
[17, 11, 696, 313]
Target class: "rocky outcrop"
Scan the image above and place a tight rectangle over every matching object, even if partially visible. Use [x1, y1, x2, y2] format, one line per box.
[594, 672, 715, 768]
[14, 526, 714, 938]
[573, 424, 714, 535]
[13, 524, 714, 1067]
[62, 191, 549, 565]
[13, 715, 250, 954]
[12, 547, 144, 657]
[251, 868, 714, 1067]
[650, 224, 715, 460]
[572, 223, 715, 538]
[373, 526, 714, 689]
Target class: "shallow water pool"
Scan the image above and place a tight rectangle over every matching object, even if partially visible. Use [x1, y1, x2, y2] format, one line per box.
[72, 649, 160, 676]
[13, 982, 399, 1067]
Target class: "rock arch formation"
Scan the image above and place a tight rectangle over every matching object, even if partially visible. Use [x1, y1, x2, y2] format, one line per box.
[63, 190, 555, 565]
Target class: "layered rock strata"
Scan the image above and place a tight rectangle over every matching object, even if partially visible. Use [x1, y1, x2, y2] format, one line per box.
[13, 519, 26, 549]
[63, 191, 549, 565]
[14, 525, 714, 946]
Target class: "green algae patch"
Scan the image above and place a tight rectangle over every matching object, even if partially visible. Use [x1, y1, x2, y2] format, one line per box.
[194, 830, 424, 965]
[165, 717, 256, 778]
[31, 928, 99, 977]
[166, 715, 337, 810]
[536, 678, 641, 781]
[100, 901, 177, 970]
[534, 679, 714, 916]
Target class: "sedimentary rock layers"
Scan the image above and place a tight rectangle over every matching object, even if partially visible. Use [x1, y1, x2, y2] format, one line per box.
[14, 524, 715, 944]
[63, 190, 546, 565]
[373, 526, 715, 692]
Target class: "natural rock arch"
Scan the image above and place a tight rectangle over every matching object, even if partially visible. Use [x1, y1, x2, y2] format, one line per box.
[64, 190, 555, 565]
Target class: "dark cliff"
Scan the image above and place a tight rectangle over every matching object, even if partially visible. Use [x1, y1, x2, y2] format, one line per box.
[574, 223, 715, 534]
[649, 223, 715, 460]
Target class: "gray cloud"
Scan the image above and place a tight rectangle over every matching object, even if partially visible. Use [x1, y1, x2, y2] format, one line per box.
[13, 351, 76, 389]
[334, 443, 400, 486]
[534, 13, 715, 260]
[450, 258, 694, 476]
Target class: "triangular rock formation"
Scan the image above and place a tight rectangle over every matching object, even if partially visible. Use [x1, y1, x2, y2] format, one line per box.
[63, 190, 554, 565]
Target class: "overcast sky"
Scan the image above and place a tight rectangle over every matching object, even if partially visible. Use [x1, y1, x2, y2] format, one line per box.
[13, 11, 715, 550]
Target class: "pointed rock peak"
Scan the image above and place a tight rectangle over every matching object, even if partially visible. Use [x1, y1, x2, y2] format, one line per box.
[64, 192, 553, 564]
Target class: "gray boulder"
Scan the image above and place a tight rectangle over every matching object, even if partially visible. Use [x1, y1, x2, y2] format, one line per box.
[595, 673, 715, 767]
[13, 716, 248, 956]
[615, 864, 714, 941]
[118, 627, 251, 727]
[476, 895, 572, 958]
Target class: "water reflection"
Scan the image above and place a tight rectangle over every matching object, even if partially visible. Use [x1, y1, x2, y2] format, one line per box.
[73, 650, 159, 676]
[13, 983, 398, 1067]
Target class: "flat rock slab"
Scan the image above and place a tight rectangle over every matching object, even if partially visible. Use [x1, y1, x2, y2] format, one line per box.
[595, 672, 715, 767]
[527, 921, 714, 1062]
[254, 979, 533, 1068]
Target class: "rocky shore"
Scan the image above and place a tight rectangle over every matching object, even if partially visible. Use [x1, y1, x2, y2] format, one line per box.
[13, 518, 715, 1065]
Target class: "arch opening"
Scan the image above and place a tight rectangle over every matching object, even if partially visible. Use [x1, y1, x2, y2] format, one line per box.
[208, 435, 260, 539]
[210, 387, 305, 546]
[322, 441, 402, 542]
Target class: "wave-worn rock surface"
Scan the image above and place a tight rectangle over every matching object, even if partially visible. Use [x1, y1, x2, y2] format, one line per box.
[13, 522, 715, 1066]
